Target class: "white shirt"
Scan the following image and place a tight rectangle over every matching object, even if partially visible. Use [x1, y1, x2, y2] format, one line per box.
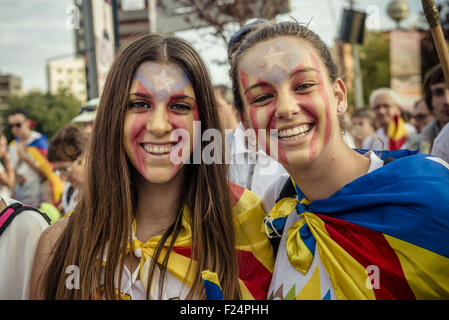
[0, 193, 49, 299]
[0, 163, 12, 197]
[264, 151, 384, 300]
[431, 122, 449, 163]
[227, 123, 289, 198]
[61, 183, 78, 215]
[362, 124, 416, 150]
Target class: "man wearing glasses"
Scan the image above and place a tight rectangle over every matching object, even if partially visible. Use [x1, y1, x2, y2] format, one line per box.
[7, 109, 63, 207]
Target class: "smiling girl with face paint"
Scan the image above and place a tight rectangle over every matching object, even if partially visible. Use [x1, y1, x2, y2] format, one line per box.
[230, 21, 449, 300]
[30, 34, 274, 300]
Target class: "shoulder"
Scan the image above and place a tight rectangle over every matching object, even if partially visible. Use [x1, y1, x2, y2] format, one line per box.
[29, 131, 48, 149]
[435, 123, 449, 141]
[421, 120, 438, 137]
[10, 210, 49, 234]
[0, 196, 49, 233]
[228, 182, 262, 214]
[36, 217, 69, 254]
[376, 154, 449, 188]
[29, 217, 69, 299]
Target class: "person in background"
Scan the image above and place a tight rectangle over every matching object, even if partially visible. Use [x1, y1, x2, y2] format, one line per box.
[48, 124, 88, 215]
[417, 64, 449, 154]
[406, 99, 434, 150]
[214, 85, 239, 131]
[350, 108, 376, 149]
[363, 88, 416, 150]
[72, 97, 99, 137]
[0, 134, 15, 197]
[431, 122, 449, 163]
[0, 191, 50, 299]
[7, 109, 63, 207]
[412, 99, 434, 134]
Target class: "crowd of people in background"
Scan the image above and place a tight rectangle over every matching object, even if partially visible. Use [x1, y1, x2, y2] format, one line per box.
[0, 19, 448, 301]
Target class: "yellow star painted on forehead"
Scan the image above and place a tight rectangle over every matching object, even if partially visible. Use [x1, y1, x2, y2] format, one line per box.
[153, 69, 176, 93]
[263, 45, 288, 71]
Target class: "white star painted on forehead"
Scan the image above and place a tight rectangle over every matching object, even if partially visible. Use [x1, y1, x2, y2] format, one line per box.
[153, 69, 176, 94]
[263, 45, 288, 71]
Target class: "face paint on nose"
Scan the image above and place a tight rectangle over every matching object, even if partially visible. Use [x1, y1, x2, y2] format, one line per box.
[168, 91, 200, 178]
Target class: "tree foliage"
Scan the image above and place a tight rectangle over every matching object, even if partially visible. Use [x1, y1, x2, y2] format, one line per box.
[3, 89, 81, 141]
[160, 0, 289, 43]
[358, 31, 391, 106]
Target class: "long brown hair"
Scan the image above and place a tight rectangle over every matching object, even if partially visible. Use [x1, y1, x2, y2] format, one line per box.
[42, 33, 241, 299]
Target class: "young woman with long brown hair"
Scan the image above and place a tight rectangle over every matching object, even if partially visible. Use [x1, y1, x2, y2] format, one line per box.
[229, 21, 449, 300]
[30, 33, 273, 300]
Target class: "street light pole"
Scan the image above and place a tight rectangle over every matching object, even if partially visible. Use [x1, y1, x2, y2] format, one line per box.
[349, 0, 365, 109]
[148, 0, 157, 32]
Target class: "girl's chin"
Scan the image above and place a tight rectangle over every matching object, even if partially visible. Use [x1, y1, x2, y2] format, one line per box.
[139, 166, 183, 184]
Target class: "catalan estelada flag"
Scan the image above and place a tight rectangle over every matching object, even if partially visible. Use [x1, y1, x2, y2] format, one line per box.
[201, 270, 223, 300]
[10, 135, 64, 205]
[387, 114, 408, 150]
[265, 151, 449, 299]
[127, 182, 274, 300]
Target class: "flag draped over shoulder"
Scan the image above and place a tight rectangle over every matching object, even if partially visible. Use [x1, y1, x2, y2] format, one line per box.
[387, 115, 408, 150]
[130, 182, 274, 300]
[10, 135, 64, 205]
[265, 151, 449, 299]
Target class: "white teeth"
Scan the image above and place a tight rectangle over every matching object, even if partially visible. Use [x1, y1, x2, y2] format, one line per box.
[278, 124, 313, 138]
[142, 144, 174, 154]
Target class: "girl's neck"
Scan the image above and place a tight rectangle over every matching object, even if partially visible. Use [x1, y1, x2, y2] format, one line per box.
[134, 169, 185, 242]
[286, 142, 370, 202]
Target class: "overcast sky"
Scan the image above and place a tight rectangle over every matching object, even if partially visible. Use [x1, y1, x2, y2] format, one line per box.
[0, 0, 431, 92]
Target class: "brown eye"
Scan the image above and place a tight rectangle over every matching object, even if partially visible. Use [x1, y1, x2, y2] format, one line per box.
[252, 94, 274, 105]
[129, 101, 151, 110]
[170, 103, 192, 113]
[294, 83, 315, 92]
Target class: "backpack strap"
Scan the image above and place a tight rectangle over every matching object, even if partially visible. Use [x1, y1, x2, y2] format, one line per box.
[0, 202, 50, 237]
[270, 177, 297, 256]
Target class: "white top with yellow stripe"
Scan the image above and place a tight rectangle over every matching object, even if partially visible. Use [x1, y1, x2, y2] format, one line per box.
[264, 151, 384, 300]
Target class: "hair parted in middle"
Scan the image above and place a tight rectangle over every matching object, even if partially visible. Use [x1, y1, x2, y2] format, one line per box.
[42, 33, 241, 300]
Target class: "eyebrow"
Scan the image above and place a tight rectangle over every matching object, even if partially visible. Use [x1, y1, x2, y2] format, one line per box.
[289, 67, 318, 78]
[244, 81, 272, 94]
[129, 92, 153, 99]
[130, 92, 195, 102]
[243, 67, 319, 94]
[169, 94, 195, 102]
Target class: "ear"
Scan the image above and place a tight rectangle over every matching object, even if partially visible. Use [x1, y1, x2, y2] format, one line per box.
[333, 78, 348, 115]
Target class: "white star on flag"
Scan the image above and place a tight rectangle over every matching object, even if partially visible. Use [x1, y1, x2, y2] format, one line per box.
[153, 69, 176, 94]
[263, 45, 287, 71]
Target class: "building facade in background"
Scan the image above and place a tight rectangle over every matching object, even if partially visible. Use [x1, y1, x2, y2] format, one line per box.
[46, 57, 88, 104]
[0, 73, 22, 105]
[0, 73, 23, 129]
